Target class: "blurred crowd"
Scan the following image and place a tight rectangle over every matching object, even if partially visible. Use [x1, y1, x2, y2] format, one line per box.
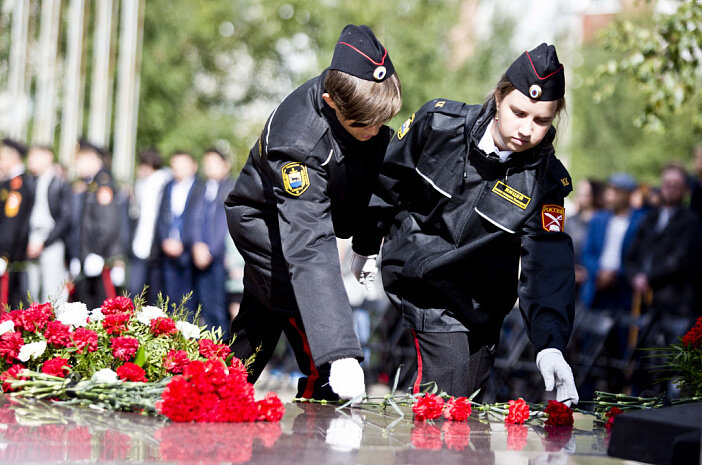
[2, 136, 702, 401]
[0, 138, 244, 342]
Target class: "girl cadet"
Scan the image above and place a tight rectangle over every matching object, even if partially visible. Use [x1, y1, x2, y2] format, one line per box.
[352, 43, 579, 405]
[225, 25, 401, 401]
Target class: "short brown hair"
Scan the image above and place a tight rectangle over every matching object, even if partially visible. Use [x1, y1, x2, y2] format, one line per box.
[483, 73, 566, 123]
[324, 69, 402, 127]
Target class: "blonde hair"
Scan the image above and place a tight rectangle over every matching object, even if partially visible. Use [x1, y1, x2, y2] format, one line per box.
[324, 70, 402, 126]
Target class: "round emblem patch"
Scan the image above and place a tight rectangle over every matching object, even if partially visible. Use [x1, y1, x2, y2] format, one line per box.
[97, 186, 113, 205]
[281, 162, 310, 197]
[373, 66, 387, 81]
[4, 191, 22, 218]
[529, 84, 542, 99]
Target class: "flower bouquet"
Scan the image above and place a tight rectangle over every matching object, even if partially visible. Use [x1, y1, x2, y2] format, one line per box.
[0, 295, 284, 423]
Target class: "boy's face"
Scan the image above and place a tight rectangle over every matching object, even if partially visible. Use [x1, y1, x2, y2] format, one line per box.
[322, 92, 384, 142]
[170, 154, 198, 182]
[27, 148, 54, 175]
[202, 152, 229, 180]
[75, 150, 103, 179]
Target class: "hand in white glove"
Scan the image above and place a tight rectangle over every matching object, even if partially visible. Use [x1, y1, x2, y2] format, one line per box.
[110, 266, 126, 287]
[0, 257, 7, 277]
[349, 252, 378, 291]
[329, 358, 366, 401]
[69, 258, 81, 278]
[536, 348, 579, 406]
[83, 253, 105, 278]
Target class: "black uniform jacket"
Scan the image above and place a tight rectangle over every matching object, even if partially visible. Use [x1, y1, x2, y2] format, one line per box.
[73, 168, 126, 263]
[225, 71, 393, 366]
[0, 171, 35, 264]
[360, 99, 575, 353]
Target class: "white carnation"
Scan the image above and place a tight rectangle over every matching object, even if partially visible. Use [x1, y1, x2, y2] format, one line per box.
[176, 321, 201, 340]
[0, 320, 14, 336]
[136, 305, 167, 326]
[18, 341, 47, 362]
[55, 302, 89, 328]
[91, 368, 118, 384]
[89, 308, 105, 322]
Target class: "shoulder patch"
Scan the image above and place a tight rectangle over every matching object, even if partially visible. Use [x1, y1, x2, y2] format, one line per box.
[9, 176, 22, 190]
[281, 162, 310, 197]
[396, 113, 415, 140]
[435, 100, 446, 108]
[4, 191, 22, 218]
[542, 204, 565, 232]
[97, 186, 113, 205]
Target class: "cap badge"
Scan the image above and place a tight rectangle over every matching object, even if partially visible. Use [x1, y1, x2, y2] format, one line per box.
[529, 84, 542, 99]
[373, 66, 387, 81]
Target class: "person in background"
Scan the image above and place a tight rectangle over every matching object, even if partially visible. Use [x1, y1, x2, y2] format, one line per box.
[69, 140, 126, 309]
[156, 150, 203, 316]
[689, 144, 702, 218]
[193, 148, 235, 339]
[565, 178, 603, 292]
[581, 173, 647, 314]
[224, 234, 245, 321]
[625, 164, 702, 344]
[0, 138, 35, 308]
[128, 148, 171, 303]
[25, 145, 71, 303]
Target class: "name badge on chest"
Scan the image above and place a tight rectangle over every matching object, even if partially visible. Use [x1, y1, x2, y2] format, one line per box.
[474, 174, 537, 234]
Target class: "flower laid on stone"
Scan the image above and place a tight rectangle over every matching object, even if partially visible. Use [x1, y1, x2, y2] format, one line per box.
[505, 398, 530, 424]
[543, 400, 574, 426]
[605, 406, 623, 429]
[442, 396, 472, 421]
[412, 393, 445, 421]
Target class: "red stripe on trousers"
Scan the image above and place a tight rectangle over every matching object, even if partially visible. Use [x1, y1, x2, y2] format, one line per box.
[101, 268, 117, 299]
[411, 330, 423, 394]
[289, 317, 319, 399]
[0, 273, 8, 308]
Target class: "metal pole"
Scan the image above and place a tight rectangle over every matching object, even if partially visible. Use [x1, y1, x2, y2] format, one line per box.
[58, 0, 85, 171]
[88, 0, 113, 148]
[33, 0, 62, 146]
[112, 0, 141, 183]
[8, 0, 30, 140]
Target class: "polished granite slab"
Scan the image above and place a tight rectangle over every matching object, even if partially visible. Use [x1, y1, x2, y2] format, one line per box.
[0, 397, 646, 464]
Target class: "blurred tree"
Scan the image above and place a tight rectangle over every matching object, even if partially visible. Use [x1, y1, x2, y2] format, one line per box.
[570, 3, 701, 185]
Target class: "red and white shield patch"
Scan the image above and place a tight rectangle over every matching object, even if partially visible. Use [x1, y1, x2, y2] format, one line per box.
[541, 204, 565, 232]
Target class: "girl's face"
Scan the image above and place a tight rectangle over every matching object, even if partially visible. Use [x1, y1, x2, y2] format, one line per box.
[492, 89, 558, 153]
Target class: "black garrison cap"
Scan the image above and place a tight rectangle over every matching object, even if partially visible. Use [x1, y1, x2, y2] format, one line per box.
[506, 43, 565, 101]
[330, 24, 395, 82]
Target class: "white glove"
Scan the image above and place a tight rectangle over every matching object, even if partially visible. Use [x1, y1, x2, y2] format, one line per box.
[536, 348, 579, 406]
[0, 258, 7, 277]
[69, 258, 81, 278]
[110, 266, 126, 287]
[329, 358, 366, 401]
[83, 253, 105, 278]
[349, 252, 378, 291]
[325, 416, 363, 451]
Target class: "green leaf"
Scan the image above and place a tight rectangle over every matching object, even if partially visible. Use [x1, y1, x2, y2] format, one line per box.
[134, 346, 146, 367]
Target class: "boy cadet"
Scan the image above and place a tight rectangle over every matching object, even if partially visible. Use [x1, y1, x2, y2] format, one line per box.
[225, 25, 402, 401]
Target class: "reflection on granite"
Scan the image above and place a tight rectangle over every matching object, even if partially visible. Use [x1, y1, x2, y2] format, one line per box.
[0, 397, 646, 464]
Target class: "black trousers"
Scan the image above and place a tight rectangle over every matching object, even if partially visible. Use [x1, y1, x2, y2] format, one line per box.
[230, 291, 337, 401]
[411, 329, 497, 401]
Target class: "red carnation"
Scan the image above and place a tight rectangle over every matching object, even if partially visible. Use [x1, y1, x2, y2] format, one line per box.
[443, 396, 472, 421]
[605, 406, 623, 430]
[116, 363, 147, 382]
[150, 317, 177, 336]
[0, 332, 24, 362]
[101, 296, 135, 316]
[0, 364, 26, 392]
[506, 423, 528, 450]
[111, 336, 139, 361]
[544, 400, 574, 426]
[442, 421, 471, 450]
[102, 312, 131, 335]
[505, 398, 530, 424]
[682, 317, 702, 349]
[41, 357, 70, 377]
[410, 422, 442, 449]
[198, 339, 231, 360]
[412, 393, 445, 421]
[7, 303, 55, 333]
[256, 393, 285, 422]
[164, 350, 190, 374]
[44, 321, 72, 347]
[72, 328, 98, 354]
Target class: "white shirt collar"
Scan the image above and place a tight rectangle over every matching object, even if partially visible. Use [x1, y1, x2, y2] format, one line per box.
[478, 120, 513, 163]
